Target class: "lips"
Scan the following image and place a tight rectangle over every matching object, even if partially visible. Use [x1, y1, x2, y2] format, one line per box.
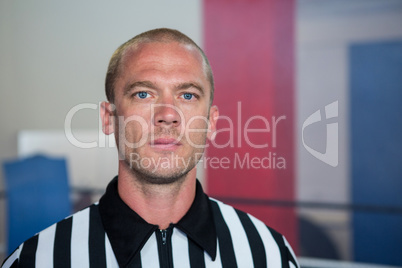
[150, 138, 181, 151]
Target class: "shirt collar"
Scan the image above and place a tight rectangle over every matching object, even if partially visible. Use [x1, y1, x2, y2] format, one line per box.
[99, 177, 217, 267]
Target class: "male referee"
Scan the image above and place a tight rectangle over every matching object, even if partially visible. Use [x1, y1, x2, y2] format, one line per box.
[2, 28, 299, 267]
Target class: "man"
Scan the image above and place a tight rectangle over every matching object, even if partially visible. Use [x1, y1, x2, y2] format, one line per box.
[2, 28, 299, 267]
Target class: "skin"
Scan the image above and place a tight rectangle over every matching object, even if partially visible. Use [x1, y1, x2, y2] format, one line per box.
[100, 41, 219, 229]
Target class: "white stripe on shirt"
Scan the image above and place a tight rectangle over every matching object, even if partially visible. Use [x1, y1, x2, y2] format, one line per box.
[249, 214, 282, 267]
[71, 208, 90, 268]
[204, 238, 222, 268]
[36, 223, 56, 267]
[141, 232, 159, 267]
[2, 244, 22, 267]
[172, 228, 190, 268]
[215, 201, 254, 267]
[284, 236, 299, 268]
[105, 234, 119, 268]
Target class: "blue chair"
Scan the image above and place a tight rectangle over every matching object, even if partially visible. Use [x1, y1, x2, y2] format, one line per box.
[3, 155, 71, 255]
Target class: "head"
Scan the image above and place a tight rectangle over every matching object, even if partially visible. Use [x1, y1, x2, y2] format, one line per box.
[105, 28, 215, 106]
[101, 28, 218, 185]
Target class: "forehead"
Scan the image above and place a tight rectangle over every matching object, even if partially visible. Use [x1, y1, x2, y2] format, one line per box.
[120, 41, 206, 77]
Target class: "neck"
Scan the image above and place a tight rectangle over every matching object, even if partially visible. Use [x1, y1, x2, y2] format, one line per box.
[117, 161, 197, 229]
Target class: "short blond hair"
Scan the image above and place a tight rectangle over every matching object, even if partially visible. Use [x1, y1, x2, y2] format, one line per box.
[105, 28, 214, 105]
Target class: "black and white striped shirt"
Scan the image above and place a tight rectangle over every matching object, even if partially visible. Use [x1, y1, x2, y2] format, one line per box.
[2, 177, 299, 267]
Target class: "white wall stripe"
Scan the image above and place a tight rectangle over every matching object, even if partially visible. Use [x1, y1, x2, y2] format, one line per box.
[105, 234, 119, 268]
[71, 208, 90, 268]
[204, 238, 222, 268]
[248, 214, 282, 267]
[141, 232, 159, 267]
[35, 223, 56, 267]
[171, 228, 190, 268]
[215, 201, 253, 267]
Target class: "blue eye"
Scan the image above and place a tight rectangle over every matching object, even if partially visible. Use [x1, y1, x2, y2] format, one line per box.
[183, 93, 194, 100]
[136, 92, 149, 99]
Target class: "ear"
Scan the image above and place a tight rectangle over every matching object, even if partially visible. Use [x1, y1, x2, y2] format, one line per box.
[207, 105, 219, 141]
[100, 101, 115, 135]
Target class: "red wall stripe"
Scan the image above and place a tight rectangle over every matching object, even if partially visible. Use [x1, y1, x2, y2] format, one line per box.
[203, 0, 298, 250]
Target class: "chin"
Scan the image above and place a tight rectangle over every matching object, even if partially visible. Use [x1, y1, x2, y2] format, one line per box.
[132, 167, 191, 185]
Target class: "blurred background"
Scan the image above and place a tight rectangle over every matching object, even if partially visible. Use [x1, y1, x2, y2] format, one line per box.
[0, 0, 401, 266]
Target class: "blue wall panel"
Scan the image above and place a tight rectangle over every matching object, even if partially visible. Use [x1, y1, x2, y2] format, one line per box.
[350, 40, 402, 266]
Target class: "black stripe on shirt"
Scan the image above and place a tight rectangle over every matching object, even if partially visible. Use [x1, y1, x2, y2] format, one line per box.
[89, 205, 107, 268]
[210, 201, 237, 268]
[287, 247, 298, 268]
[19, 235, 38, 267]
[235, 210, 267, 268]
[8, 260, 17, 268]
[53, 217, 73, 268]
[128, 252, 142, 268]
[188, 237, 206, 267]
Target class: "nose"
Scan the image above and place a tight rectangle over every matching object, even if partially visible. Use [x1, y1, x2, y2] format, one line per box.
[153, 101, 181, 128]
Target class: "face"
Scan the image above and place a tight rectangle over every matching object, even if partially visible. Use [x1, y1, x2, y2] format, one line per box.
[101, 41, 218, 184]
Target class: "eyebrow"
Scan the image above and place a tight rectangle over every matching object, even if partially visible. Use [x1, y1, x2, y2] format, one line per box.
[123, 81, 157, 96]
[176, 82, 205, 96]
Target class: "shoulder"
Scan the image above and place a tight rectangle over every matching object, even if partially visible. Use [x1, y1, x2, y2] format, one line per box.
[208, 197, 299, 268]
[2, 204, 101, 268]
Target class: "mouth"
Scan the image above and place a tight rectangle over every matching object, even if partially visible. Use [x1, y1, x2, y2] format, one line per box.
[150, 138, 181, 151]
